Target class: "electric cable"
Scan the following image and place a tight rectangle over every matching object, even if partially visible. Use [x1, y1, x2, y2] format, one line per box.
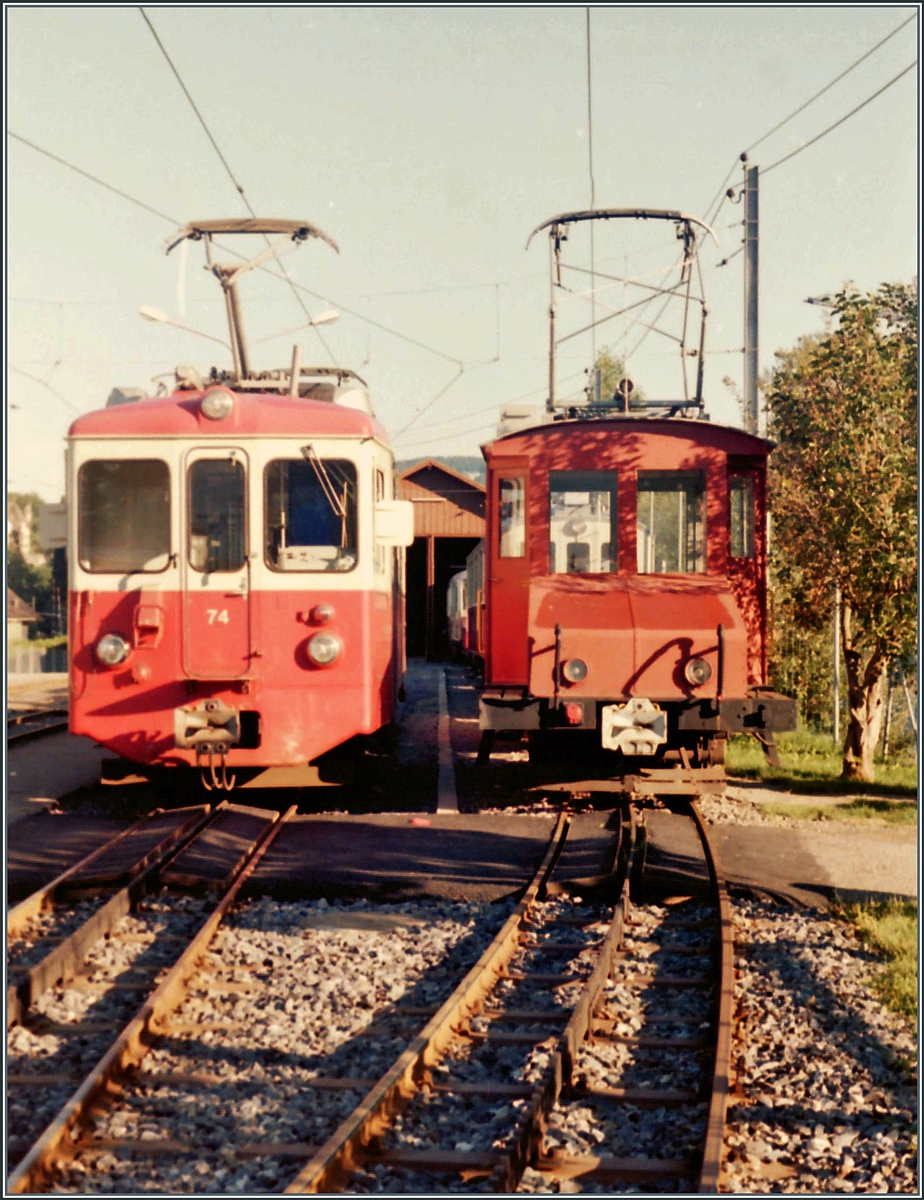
[762, 60, 916, 177]
[138, 6, 339, 364]
[746, 13, 915, 157]
[390, 366, 466, 439]
[702, 13, 916, 221]
[8, 131, 465, 366]
[10, 365, 80, 413]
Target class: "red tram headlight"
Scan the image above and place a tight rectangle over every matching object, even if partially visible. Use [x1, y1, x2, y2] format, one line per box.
[684, 657, 712, 687]
[307, 632, 342, 667]
[96, 633, 130, 667]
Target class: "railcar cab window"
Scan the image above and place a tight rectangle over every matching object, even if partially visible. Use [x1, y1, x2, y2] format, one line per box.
[265, 458, 358, 572]
[188, 459, 246, 573]
[729, 475, 755, 558]
[78, 459, 171, 573]
[498, 478, 525, 558]
[637, 471, 706, 574]
[549, 471, 617, 574]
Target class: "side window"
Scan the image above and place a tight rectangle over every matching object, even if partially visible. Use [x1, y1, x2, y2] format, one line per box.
[729, 475, 755, 558]
[637, 471, 706, 574]
[375, 468, 386, 502]
[265, 458, 358, 572]
[78, 459, 171, 573]
[498, 477, 525, 558]
[549, 470, 617, 574]
[188, 459, 245, 573]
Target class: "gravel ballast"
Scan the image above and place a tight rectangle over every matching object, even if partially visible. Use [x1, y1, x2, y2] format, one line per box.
[48, 895, 510, 1194]
[724, 898, 917, 1194]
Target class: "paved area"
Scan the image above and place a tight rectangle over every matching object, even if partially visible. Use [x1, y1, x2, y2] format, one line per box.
[7, 672, 69, 712]
[7, 732, 111, 828]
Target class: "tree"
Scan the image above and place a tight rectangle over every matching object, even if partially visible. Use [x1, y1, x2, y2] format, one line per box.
[765, 283, 917, 781]
[7, 491, 54, 636]
[588, 346, 645, 404]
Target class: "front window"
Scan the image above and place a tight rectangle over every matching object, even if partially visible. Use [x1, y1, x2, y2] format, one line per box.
[498, 478, 525, 558]
[729, 475, 755, 558]
[78, 459, 171, 573]
[265, 458, 358, 571]
[549, 470, 617, 574]
[637, 470, 706, 574]
[188, 459, 246, 572]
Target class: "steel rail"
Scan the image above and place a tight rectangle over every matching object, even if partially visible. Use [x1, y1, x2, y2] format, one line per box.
[7, 805, 213, 1027]
[488, 802, 638, 1191]
[689, 798, 735, 1193]
[7, 811, 205, 939]
[284, 810, 571, 1193]
[8, 719, 70, 747]
[7, 708, 69, 727]
[7, 803, 297, 1194]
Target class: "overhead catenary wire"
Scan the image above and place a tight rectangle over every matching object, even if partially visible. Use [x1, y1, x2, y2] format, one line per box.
[701, 12, 917, 222]
[10, 365, 80, 414]
[137, 6, 339, 365]
[7, 130, 465, 367]
[762, 60, 916, 177]
[747, 12, 916, 157]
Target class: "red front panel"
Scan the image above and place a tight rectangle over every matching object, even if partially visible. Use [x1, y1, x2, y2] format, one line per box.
[482, 418, 770, 701]
[183, 590, 251, 678]
[70, 587, 396, 767]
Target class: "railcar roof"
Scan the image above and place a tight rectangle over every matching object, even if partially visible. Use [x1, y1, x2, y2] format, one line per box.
[68, 390, 389, 443]
[482, 415, 773, 458]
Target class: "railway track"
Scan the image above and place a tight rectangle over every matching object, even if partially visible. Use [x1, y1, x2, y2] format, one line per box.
[7, 708, 70, 747]
[7, 795, 734, 1194]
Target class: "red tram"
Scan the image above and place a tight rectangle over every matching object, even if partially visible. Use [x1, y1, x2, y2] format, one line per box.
[67, 220, 414, 789]
[455, 210, 795, 768]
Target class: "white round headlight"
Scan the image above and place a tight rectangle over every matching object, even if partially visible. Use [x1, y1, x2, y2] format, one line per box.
[684, 657, 712, 687]
[96, 633, 130, 667]
[200, 388, 235, 420]
[562, 658, 588, 684]
[307, 632, 342, 667]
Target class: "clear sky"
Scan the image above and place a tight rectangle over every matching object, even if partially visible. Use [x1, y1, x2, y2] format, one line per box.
[7, 4, 919, 502]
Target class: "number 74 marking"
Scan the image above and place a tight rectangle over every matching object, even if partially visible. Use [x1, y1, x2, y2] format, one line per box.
[206, 609, 230, 625]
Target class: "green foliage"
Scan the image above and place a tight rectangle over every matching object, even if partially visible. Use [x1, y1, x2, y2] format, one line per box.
[726, 731, 917, 795]
[836, 897, 918, 1023]
[766, 284, 917, 656]
[760, 798, 917, 825]
[766, 283, 917, 780]
[590, 346, 645, 403]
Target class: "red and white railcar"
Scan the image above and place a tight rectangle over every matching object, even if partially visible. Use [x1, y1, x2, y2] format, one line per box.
[67, 220, 414, 789]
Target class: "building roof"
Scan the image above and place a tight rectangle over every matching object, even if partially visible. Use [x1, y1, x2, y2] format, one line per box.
[397, 459, 485, 538]
[398, 458, 485, 493]
[8, 589, 38, 622]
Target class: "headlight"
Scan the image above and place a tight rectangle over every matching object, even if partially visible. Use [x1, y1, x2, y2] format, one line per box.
[307, 632, 342, 667]
[311, 603, 335, 624]
[684, 657, 712, 686]
[96, 633, 130, 667]
[562, 658, 588, 684]
[200, 387, 235, 420]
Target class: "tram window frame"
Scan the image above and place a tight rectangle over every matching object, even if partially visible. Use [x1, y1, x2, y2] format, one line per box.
[548, 470, 618, 575]
[498, 477, 526, 558]
[729, 475, 756, 559]
[636, 470, 707, 575]
[77, 459, 172, 574]
[264, 457, 359, 573]
[187, 458, 247, 574]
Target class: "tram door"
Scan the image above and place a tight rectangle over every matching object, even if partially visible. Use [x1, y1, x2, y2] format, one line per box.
[181, 448, 252, 679]
[486, 461, 531, 684]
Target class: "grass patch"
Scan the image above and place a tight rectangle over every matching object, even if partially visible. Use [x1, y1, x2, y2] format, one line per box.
[727, 729, 918, 796]
[834, 897, 918, 1023]
[761, 798, 918, 825]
